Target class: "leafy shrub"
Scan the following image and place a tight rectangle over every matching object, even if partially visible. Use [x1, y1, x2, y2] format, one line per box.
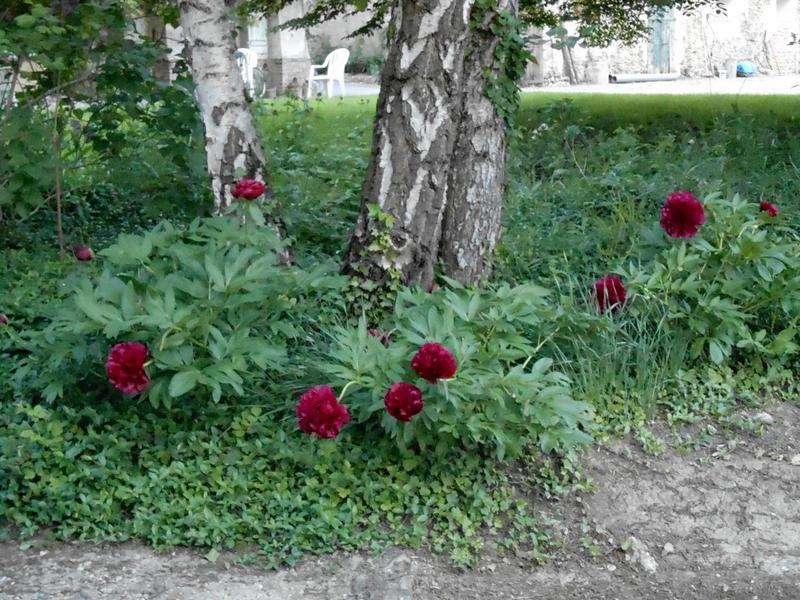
[0, 0, 206, 253]
[10, 214, 347, 407]
[622, 193, 800, 366]
[321, 283, 594, 459]
[499, 100, 800, 284]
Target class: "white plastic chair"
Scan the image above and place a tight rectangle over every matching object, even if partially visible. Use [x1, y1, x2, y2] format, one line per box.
[307, 48, 350, 99]
[235, 48, 258, 96]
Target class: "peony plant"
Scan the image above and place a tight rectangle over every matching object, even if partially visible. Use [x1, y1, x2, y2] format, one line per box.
[621, 192, 800, 365]
[11, 214, 346, 407]
[320, 283, 594, 459]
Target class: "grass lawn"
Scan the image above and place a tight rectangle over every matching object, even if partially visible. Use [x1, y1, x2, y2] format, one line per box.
[258, 93, 800, 277]
[517, 92, 800, 131]
[286, 92, 800, 133]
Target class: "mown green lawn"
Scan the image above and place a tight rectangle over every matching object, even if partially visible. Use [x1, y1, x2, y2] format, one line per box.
[284, 91, 800, 133]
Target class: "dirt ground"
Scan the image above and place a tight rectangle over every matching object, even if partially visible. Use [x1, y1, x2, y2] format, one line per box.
[1, 402, 799, 600]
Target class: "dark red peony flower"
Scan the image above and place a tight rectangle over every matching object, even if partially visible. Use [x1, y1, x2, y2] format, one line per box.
[594, 275, 627, 313]
[411, 342, 457, 383]
[231, 179, 266, 200]
[0, 314, 7, 325]
[384, 382, 424, 422]
[106, 342, 150, 395]
[759, 201, 779, 217]
[73, 245, 94, 262]
[296, 385, 349, 439]
[660, 191, 705, 238]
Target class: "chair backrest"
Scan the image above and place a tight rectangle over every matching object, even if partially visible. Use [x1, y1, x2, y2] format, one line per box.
[322, 48, 350, 79]
[235, 48, 258, 84]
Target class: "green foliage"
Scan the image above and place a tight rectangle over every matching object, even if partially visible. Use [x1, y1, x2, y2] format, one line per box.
[343, 205, 403, 320]
[255, 96, 800, 279]
[662, 365, 798, 428]
[243, 0, 722, 48]
[499, 100, 800, 284]
[254, 98, 371, 261]
[550, 298, 690, 429]
[473, 0, 531, 126]
[4, 94, 800, 570]
[0, 0, 206, 249]
[9, 214, 347, 407]
[622, 193, 800, 366]
[323, 282, 594, 459]
[0, 400, 551, 567]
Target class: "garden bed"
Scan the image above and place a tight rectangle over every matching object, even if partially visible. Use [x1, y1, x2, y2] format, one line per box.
[1, 401, 798, 599]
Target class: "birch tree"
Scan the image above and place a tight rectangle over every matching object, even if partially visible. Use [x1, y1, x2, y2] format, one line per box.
[245, 0, 720, 289]
[178, 0, 268, 213]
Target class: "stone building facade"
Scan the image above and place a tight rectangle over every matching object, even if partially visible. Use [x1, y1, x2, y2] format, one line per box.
[132, 2, 312, 96]
[528, 0, 800, 84]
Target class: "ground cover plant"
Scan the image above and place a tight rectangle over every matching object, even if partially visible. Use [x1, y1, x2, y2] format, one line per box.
[2, 93, 799, 568]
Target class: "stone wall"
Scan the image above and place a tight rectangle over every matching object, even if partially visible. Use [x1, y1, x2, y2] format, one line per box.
[526, 0, 800, 85]
[306, 12, 385, 63]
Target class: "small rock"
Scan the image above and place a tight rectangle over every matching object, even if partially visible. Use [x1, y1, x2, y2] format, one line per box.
[790, 454, 800, 466]
[606, 564, 616, 572]
[624, 537, 658, 573]
[351, 553, 416, 600]
[751, 412, 774, 424]
[663, 543, 675, 556]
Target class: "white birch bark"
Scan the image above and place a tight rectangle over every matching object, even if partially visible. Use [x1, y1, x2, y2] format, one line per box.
[343, 0, 475, 289]
[440, 0, 518, 284]
[179, 0, 267, 214]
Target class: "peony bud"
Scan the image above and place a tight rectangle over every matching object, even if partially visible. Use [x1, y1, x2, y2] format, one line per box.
[73, 245, 94, 262]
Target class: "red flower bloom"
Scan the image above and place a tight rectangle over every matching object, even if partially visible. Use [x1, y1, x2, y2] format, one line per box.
[594, 275, 627, 313]
[384, 382, 424, 422]
[660, 191, 705, 238]
[231, 179, 266, 200]
[106, 342, 150, 395]
[411, 343, 457, 383]
[73, 245, 94, 262]
[296, 385, 349, 439]
[759, 201, 779, 217]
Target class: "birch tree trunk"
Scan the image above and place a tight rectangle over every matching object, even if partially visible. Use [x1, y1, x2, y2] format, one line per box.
[179, 0, 267, 214]
[440, 0, 517, 284]
[342, 0, 475, 290]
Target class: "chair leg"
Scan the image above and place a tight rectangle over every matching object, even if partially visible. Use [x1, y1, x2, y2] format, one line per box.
[339, 78, 345, 97]
[326, 79, 333, 98]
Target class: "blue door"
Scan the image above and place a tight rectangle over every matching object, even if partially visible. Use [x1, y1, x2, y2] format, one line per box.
[648, 9, 674, 73]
